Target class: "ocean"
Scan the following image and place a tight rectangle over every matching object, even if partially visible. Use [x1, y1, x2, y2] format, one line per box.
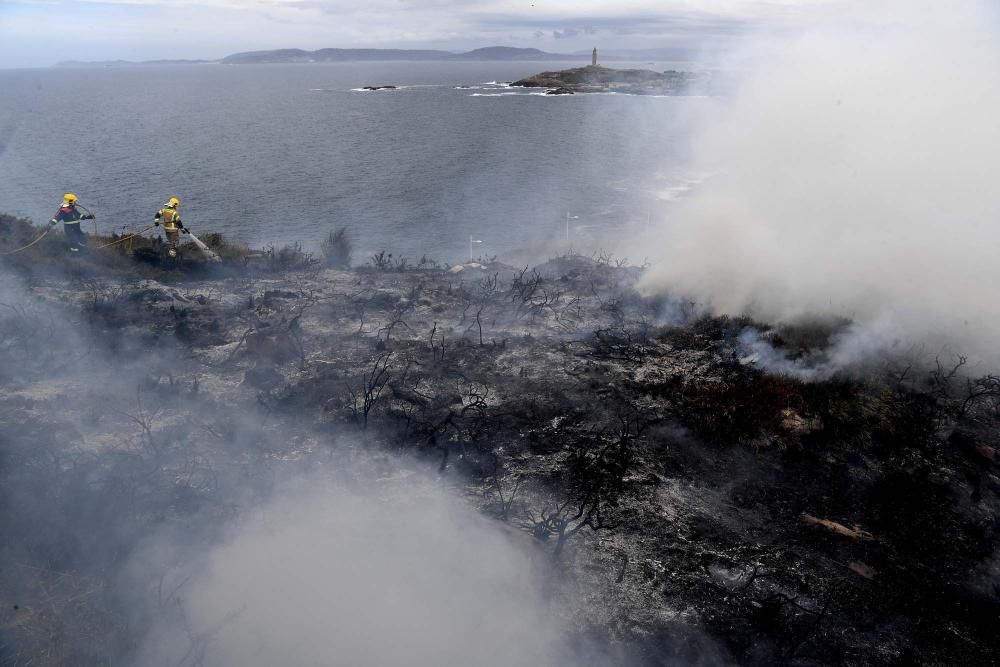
[0, 61, 704, 263]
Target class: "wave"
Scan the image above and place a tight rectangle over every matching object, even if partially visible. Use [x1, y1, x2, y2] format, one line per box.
[655, 174, 711, 201]
[634, 93, 714, 99]
[468, 91, 557, 97]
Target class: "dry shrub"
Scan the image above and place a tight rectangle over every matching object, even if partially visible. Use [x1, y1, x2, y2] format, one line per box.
[679, 371, 809, 445]
[771, 316, 853, 358]
[321, 227, 352, 268]
[181, 232, 251, 262]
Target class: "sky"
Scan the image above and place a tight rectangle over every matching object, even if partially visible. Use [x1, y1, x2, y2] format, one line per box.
[0, 0, 840, 68]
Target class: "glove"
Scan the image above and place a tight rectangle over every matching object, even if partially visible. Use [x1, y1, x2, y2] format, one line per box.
[181, 228, 189, 235]
[82, 214, 95, 220]
[49, 219, 57, 226]
[154, 220, 160, 226]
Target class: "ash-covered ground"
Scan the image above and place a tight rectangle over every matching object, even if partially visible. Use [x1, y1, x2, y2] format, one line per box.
[1, 223, 998, 666]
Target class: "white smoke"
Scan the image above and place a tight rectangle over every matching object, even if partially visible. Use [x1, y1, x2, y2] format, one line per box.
[131, 470, 582, 667]
[635, 1, 1000, 369]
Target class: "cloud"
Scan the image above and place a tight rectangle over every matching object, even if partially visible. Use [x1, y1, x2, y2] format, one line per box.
[1, 0, 846, 67]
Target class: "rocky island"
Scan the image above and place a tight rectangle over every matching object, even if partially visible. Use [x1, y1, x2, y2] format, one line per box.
[512, 64, 708, 95]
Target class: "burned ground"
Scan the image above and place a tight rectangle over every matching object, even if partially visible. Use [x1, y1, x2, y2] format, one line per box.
[1, 221, 998, 665]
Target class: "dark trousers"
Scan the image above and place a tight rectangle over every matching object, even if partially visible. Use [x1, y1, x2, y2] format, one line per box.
[63, 223, 88, 250]
[165, 229, 180, 257]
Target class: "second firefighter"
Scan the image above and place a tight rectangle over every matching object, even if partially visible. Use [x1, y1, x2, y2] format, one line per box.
[154, 197, 187, 258]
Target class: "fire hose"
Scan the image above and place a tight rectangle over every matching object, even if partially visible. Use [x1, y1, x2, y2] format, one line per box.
[2, 202, 99, 256]
[0, 225, 53, 255]
[3, 210, 219, 261]
[95, 224, 157, 250]
[77, 203, 98, 236]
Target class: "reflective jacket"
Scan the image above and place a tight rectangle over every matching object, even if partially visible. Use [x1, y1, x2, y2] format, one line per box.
[52, 205, 82, 225]
[155, 207, 183, 232]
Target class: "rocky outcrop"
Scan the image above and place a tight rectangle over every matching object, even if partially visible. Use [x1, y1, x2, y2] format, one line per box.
[514, 76, 566, 88]
[512, 64, 707, 95]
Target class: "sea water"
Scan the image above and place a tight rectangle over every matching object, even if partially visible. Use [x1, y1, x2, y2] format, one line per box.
[0, 61, 704, 262]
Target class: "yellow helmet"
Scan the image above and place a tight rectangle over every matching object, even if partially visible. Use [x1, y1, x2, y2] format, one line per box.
[167, 197, 181, 208]
[63, 193, 78, 205]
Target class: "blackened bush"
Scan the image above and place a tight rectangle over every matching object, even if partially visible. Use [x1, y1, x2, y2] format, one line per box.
[321, 227, 352, 268]
[771, 316, 853, 358]
[678, 370, 808, 445]
[657, 314, 760, 350]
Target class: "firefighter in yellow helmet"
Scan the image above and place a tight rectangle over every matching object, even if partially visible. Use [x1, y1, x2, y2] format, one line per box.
[154, 197, 187, 258]
[49, 193, 95, 252]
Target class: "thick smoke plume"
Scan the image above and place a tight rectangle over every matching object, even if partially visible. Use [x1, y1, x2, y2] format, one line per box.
[635, 1, 1000, 368]
[130, 471, 580, 667]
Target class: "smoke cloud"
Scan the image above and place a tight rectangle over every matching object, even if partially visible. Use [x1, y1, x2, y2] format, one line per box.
[634, 1, 1000, 368]
[0, 255, 628, 666]
[129, 470, 585, 667]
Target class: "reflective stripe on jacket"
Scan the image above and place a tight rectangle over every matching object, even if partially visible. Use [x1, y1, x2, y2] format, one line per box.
[156, 207, 182, 231]
[54, 205, 82, 225]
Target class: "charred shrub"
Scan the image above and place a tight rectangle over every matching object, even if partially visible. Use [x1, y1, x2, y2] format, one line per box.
[658, 313, 758, 350]
[795, 378, 867, 445]
[867, 385, 941, 453]
[321, 227, 353, 268]
[677, 369, 808, 446]
[0, 212, 38, 247]
[191, 232, 253, 263]
[261, 242, 314, 272]
[771, 316, 853, 359]
[692, 313, 758, 342]
[363, 250, 413, 272]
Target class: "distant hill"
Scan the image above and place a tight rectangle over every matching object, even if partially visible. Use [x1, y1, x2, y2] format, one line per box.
[55, 59, 211, 67]
[313, 48, 454, 61]
[221, 48, 454, 64]
[221, 46, 581, 64]
[219, 49, 311, 64]
[54, 46, 670, 68]
[453, 47, 556, 61]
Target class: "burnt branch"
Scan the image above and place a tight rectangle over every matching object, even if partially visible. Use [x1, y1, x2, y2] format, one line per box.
[345, 351, 394, 430]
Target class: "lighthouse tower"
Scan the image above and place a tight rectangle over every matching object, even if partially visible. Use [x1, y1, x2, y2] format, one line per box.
[592, 47, 598, 66]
